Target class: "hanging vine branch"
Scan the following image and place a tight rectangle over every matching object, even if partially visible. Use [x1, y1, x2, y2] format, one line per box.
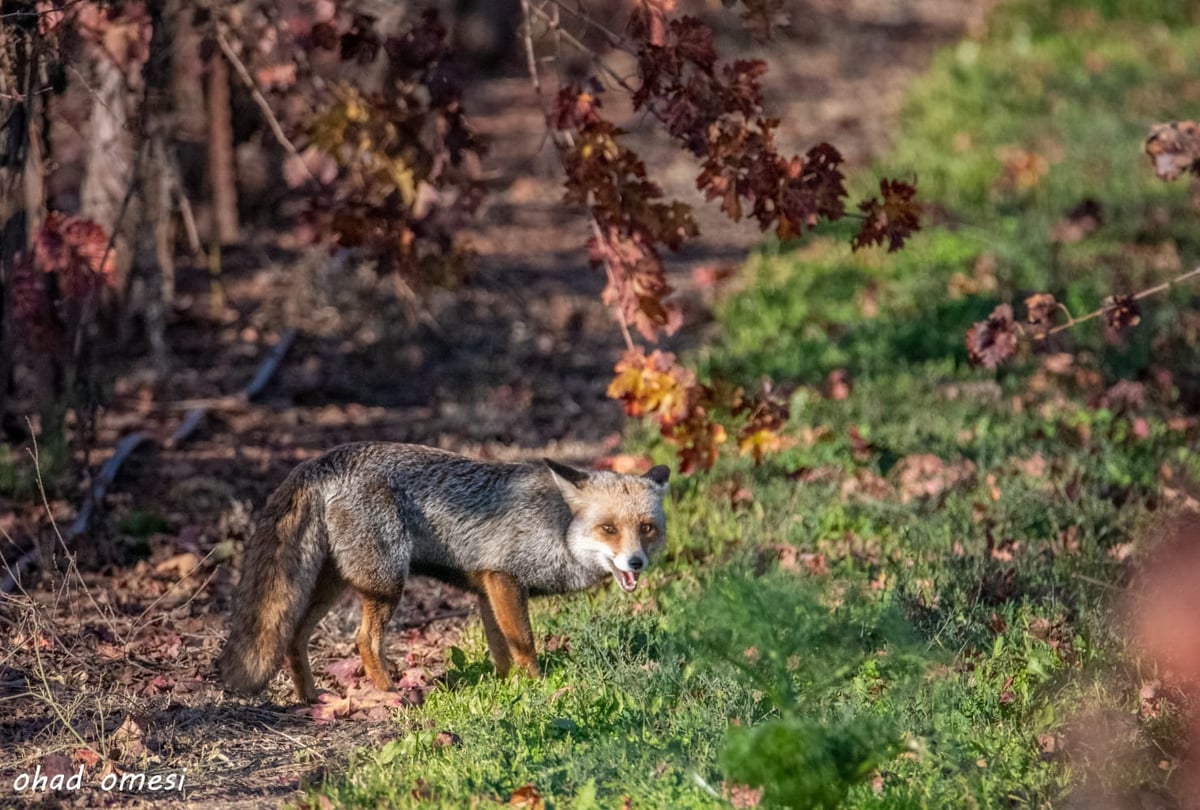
[966, 123, 1200, 370]
[521, 0, 920, 471]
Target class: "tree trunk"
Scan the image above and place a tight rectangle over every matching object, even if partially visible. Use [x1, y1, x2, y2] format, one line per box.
[206, 51, 240, 245]
[134, 0, 181, 376]
[80, 46, 135, 295]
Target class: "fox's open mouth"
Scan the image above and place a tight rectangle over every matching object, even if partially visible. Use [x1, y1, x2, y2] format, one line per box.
[611, 567, 640, 592]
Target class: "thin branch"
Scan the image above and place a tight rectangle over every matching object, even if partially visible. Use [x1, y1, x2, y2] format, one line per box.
[542, 0, 633, 53]
[525, 2, 640, 96]
[94, 140, 143, 299]
[1131, 265, 1200, 302]
[519, 1, 637, 355]
[519, 0, 544, 99]
[1037, 265, 1200, 339]
[213, 26, 315, 182]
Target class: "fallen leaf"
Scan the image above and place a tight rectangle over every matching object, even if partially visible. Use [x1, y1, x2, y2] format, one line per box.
[324, 657, 363, 689]
[826, 369, 852, 400]
[113, 717, 148, 763]
[1050, 198, 1103, 243]
[432, 731, 462, 749]
[1037, 732, 1064, 759]
[727, 782, 764, 808]
[509, 784, 543, 808]
[840, 468, 893, 502]
[1145, 120, 1200, 181]
[74, 748, 102, 768]
[893, 454, 975, 503]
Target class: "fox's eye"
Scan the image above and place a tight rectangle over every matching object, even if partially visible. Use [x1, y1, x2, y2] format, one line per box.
[639, 523, 655, 535]
[600, 523, 618, 535]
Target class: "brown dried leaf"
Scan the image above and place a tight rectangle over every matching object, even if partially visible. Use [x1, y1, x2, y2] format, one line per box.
[966, 304, 1018, 369]
[853, 178, 921, 252]
[894, 454, 976, 504]
[113, 717, 149, 763]
[434, 730, 462, 748]
[1101, 294, 1141, 331]
[840, 468, 894, 503]
[1145, 121, 1200, 181]
[1024, 293, 1058, 337]
[1050, 198, 1103, 243]
[995, 147, 1049, 193]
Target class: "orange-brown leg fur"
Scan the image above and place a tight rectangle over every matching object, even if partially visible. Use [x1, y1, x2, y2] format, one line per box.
[356, 594, 398, 690]
[478, 594, 514, 676]
[286, 565, 346, 703]
[478, 571, 539, 677]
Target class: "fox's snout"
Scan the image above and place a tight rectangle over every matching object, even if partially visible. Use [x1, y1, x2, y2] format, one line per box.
[619, 552, 647, 572]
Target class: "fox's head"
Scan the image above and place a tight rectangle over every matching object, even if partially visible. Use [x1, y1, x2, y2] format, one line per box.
[545, 459, 670, 593]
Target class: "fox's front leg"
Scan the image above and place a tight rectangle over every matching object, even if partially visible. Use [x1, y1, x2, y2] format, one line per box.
[356, 594, 398, 690]
[477, 571, 540, 677]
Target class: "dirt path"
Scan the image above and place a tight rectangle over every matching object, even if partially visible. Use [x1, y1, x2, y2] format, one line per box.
[3, 2, 992, 806]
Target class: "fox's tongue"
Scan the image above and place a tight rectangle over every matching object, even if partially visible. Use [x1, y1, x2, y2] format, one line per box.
[614, 569, 640, 592]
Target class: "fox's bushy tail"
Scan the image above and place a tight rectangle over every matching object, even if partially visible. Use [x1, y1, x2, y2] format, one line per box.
[216, 477, 325, 695]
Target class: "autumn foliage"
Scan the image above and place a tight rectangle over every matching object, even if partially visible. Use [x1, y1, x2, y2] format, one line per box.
[11, 213, 115, 353]
[6, 0, 922, 473]
[548, 1, 921, 471]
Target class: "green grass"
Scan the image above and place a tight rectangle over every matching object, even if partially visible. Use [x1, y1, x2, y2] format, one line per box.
[310, 2, 1200, 806]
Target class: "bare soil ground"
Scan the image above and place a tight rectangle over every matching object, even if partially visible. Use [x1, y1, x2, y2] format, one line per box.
[1, 2, 991, 806]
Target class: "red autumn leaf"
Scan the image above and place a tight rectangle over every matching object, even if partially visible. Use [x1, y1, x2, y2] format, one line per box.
[74, 748, 102, 768]
[9, 252, 61, 351]
[670, 408, 727, 474]
[548, 82, 605, 132]
[854, 178, 921, 252]
[34, 212, 115, 301]
[627, 0, 678, 47]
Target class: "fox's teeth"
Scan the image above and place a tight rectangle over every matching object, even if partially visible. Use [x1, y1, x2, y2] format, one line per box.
[614, 569, 639, 592]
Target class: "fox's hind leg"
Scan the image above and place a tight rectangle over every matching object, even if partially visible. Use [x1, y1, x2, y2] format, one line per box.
[324, 490, 408, 692]
[287, 561, 346, 703]
[357, 593, 399, 690]
[478, 571, 540, 677]
[478, 593, 513, 675]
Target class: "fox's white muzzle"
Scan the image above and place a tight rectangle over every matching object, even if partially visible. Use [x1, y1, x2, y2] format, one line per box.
[610, 551, 648, 592]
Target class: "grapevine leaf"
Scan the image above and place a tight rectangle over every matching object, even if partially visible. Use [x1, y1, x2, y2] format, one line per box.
[966, 304, 1018, 369]
[853, 178, 921, 252]
[1024, 293, 1058, 337]
[1102, 295, 1141, 331]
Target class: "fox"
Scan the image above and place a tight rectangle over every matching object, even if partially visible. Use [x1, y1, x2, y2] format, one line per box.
[216, 442, 670, 703]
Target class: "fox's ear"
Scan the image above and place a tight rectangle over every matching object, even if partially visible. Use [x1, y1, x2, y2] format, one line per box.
[544, 458, 590, 489]
[545, 459, 591, 514]
[643, 465, 670, 487]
